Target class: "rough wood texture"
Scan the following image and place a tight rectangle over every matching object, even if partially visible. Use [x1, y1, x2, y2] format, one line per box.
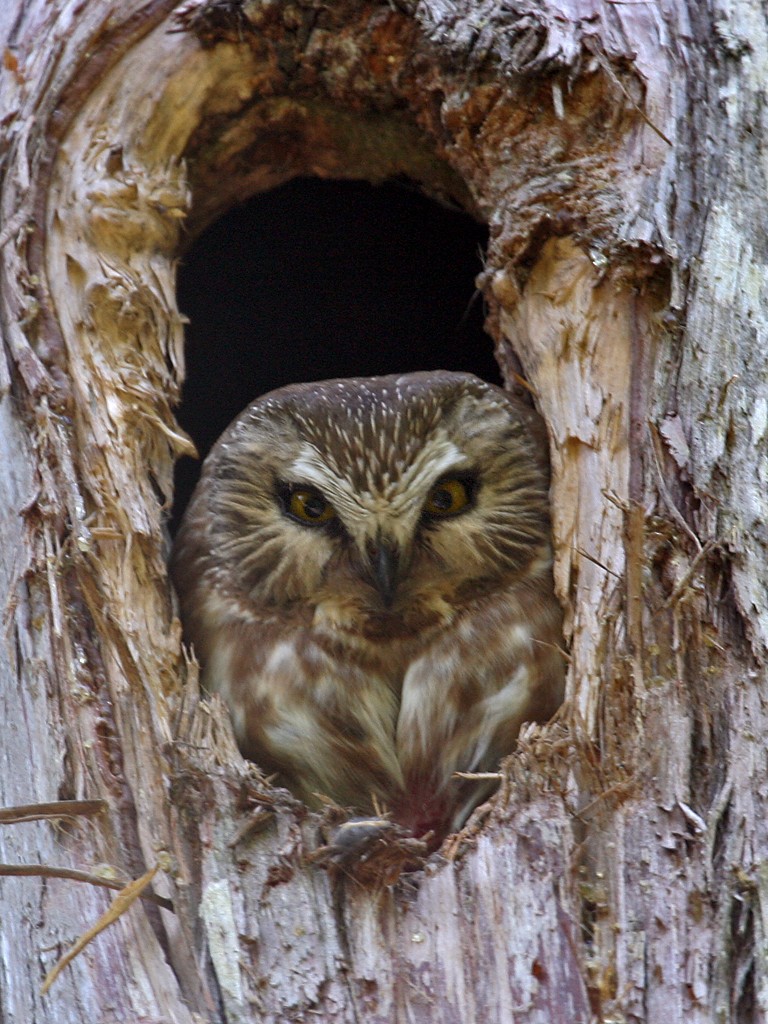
[1, 0, 766, 1021]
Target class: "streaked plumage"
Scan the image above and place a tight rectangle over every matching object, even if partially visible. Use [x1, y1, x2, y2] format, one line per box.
[172, 371, 564, 844]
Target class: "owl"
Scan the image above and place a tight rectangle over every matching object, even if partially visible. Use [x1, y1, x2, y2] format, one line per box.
[171, 371, 564, 847]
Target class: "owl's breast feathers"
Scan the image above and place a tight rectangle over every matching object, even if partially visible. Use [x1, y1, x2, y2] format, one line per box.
[175, 532, 562, 842]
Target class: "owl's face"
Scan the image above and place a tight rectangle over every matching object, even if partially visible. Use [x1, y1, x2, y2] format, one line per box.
[194, 371, 552, 634]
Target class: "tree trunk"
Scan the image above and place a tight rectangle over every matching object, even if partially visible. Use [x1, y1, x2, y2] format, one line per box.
[1, 0, 765, 1021]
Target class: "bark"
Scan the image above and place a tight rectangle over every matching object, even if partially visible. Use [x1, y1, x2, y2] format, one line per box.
[0, 0, 766, 1022]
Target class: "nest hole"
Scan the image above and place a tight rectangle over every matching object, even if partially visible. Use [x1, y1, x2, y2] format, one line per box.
[172, 176, 493, 528]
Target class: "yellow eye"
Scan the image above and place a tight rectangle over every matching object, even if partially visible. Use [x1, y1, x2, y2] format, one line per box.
[287, 487, 337, 525]
[424, 477, 472, 518]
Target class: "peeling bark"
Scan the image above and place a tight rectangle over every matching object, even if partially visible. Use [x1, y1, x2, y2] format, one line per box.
[1, 0, 766, 1021]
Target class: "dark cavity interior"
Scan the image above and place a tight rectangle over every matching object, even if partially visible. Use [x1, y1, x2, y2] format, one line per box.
[172, 177, 494, 530]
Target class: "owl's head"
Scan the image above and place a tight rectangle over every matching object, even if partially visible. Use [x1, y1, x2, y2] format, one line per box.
[176, 371, 553, 632]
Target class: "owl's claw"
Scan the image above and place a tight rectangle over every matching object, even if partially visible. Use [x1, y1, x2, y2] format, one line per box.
[310, 816, 431, 885]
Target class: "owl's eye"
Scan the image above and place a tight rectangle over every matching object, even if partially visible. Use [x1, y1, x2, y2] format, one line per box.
[285, 487, 337, 526]
[423, 477, 473, 518]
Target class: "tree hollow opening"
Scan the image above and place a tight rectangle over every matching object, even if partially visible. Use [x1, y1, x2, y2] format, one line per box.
[173, 176, 494, 527]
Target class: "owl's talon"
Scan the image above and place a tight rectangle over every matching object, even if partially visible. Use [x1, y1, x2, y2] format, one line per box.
[310, 816, 430, 884]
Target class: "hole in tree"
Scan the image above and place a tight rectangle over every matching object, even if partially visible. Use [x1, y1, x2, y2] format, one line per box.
[172, 176, 493, 530]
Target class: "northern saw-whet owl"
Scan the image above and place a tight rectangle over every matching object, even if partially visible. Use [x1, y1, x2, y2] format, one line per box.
[172, 371, 564, 846]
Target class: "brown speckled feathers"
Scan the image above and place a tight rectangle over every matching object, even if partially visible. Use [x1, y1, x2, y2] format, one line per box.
[172, 371, 564, 843]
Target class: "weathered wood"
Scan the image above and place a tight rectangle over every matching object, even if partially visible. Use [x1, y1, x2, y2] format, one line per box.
[1, 0, 766, 1021]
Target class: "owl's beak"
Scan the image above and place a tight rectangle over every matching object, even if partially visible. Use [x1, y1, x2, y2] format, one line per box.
[367, 537, 400, 608]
